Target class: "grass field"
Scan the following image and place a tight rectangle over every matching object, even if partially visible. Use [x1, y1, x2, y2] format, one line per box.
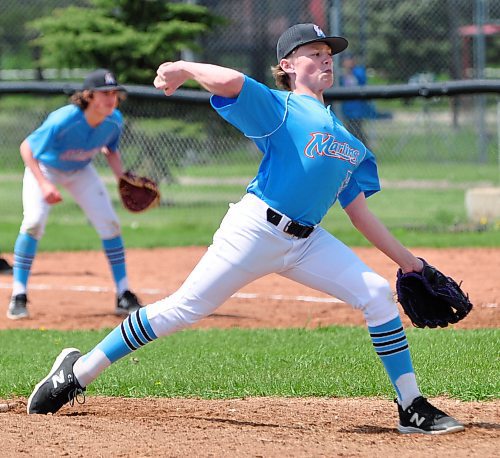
[1, 327, 497, 401]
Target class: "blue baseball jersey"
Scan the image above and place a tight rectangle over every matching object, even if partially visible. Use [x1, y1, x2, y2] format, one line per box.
[27, 104, 123, 171]
[211, 76, 380, 226]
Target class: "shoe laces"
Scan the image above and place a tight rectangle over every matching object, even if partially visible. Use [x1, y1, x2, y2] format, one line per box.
[68, 386, 86, 407]
[406, 396, 447, 418]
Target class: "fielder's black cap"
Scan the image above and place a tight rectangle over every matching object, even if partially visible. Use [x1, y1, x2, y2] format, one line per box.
[83, 69, 126, 92]
[276, 23, 348, 62]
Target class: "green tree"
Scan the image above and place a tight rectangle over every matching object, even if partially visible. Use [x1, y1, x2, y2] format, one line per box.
[1, 0, 89, 69]
[28, 0, 223, 84]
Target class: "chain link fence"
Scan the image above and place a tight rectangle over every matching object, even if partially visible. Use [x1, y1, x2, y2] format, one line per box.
[2, 1, 499, 83]
[1, 89, 499, 187]
[199, 0, 500, 85]
[1, 0, 499, 210]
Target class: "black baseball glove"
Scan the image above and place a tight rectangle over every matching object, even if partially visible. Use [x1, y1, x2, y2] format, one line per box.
[118, 171, 160, 213]
[396, 258, 473, 328]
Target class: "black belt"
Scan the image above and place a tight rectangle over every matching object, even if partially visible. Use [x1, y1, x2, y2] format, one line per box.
[266, 208, 314, 238]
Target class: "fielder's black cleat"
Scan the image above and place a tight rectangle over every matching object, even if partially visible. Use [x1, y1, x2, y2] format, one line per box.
[7, 294, 28, 320]
[0, 258, 13, 275]
[396, 396, 465, 434]
[116, 289, 142, 315]
[27, 348, 86, 415]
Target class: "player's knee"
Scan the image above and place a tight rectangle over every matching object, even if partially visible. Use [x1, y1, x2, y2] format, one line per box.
[20, 220, 45, 240]
[360, 276, 399, 326]
[173, 294, 217, 326]
[146, 294, 219, 338]
[96, 219, 121, 239]
[177, 306, 210, 326]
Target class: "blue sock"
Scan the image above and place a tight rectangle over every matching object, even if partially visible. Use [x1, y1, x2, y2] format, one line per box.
[13, 233, 38, 293]
[73, 307, 159, 387]
[95, 307, 158, 363]
[368, 316, 417, 401]
[102, 236, 127, 293]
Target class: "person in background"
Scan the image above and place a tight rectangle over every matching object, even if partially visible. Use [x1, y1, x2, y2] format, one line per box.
[339, 52, 378, 149]
[6, 69, 142, 320]
[0, 251, 13, 275]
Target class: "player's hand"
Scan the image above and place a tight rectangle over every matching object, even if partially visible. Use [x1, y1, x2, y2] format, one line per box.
[41, 181, 62, 204]
[400, 257, 424, 274]
[154, 61, 188, 96]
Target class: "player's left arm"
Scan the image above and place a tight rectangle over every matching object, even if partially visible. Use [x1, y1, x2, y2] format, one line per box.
[344, 192, 423, 274]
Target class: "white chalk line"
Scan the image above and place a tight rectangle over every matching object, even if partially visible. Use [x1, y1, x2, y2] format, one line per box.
[0, 282, 344, 304]
[1, 282, 497, 308]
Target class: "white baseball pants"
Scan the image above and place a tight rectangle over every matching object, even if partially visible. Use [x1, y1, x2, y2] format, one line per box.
[21, 164, 121, 240]
[146, 193, 399, 336]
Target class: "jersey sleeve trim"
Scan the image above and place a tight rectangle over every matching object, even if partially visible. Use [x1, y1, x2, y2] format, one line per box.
[245, 92, 291, 139]
[210, 76, 289, 139]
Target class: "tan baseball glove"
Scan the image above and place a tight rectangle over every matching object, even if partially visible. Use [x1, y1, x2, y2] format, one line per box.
[118, 171, 160, 213]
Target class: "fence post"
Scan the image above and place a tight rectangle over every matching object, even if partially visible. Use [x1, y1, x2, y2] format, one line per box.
[497, 96, 500, 186]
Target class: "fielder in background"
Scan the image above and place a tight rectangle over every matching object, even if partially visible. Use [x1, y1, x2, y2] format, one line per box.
[28, 24, 464, 435]
[6, 69, 142, 320]
[0, 250, 13, 275]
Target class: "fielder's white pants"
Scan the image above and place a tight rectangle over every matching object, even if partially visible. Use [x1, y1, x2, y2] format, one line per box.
[21, 163, 120, 240]
[147, 193, 399, 336]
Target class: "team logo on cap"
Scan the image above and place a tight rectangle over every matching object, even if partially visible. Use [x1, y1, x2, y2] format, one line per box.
[313, 25, 326, 38]
[104, 72, 116, 85]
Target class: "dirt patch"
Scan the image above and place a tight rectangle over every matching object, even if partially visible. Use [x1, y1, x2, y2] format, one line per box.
[1, 396, 498, 458]
[0, 247, 498, 457]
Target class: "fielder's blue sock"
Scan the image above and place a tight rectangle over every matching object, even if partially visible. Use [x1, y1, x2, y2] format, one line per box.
[102, 236, 127, 293]
[369, 316, 420, 406]
[13, 233, 38, 293]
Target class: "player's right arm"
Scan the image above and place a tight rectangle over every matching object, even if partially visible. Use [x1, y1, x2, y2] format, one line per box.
[154, 61, 244, 98]
[20, 139, 62, 204]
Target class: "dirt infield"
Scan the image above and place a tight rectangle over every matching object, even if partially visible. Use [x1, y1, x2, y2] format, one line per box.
[0, 247, 499, 457]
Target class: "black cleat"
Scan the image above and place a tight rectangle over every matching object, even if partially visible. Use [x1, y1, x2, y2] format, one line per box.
[7, 294, 28, 320]
[0, 258, 13, 275]
[116, 290, 142, 315]
[27, 348, 86, 415]
[396, 396, 465, 435]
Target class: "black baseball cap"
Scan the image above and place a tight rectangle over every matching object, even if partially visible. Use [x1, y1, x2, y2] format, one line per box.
[276, 23, 348, 62]
[83, 69, 126, 92]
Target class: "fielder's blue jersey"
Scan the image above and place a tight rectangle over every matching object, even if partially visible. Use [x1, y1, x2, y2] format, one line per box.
[211, 76, 380, 226]
[27, 104, 123, 171]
